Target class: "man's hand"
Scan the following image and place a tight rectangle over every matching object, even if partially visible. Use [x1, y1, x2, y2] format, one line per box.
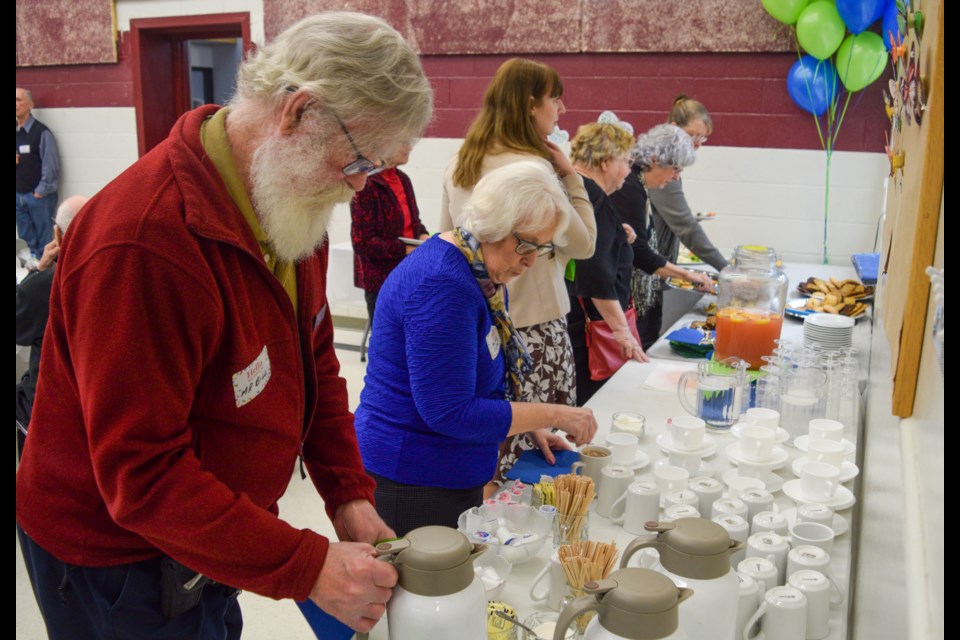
[36, 238, 60, 271]
[32, 192, 45, 199]
[309, 541, 397, 632]
[333, 499, 395, 545]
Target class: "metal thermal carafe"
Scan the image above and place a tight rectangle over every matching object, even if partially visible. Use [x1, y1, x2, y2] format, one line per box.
[376, 526, 488, 640]
[554, 568, 693, 640]
[619, 519, 745, 640]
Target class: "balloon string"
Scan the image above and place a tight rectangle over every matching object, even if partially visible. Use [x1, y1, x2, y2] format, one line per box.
[823, 152, 831, 265]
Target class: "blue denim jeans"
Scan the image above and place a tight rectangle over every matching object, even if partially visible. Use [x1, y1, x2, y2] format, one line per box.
[16, 190, 57, 257]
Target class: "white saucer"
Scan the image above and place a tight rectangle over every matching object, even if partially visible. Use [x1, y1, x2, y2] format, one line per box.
[656, 433, 718, 458]
[792, 456, 860, 483]
[794, 435, 856, 457]
[724, 442, 789, 470]
[780, 507, 849, 536]
[730, 422, 791, 444]
[630, 450, 652, 471]
[655, 457, 716, 478]
[782, 479, 856, 510]
[721, 468, 785, 493]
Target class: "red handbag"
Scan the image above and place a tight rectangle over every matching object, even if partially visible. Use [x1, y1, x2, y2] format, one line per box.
[579, 299, 641, 381]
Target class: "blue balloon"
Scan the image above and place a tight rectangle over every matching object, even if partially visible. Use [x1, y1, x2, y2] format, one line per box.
[787, 55, 839, 116]
[836, 0, 885, 34]
[881, 0, 903, 50]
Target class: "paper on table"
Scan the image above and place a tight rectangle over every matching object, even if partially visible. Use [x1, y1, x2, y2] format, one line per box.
[642, 361, 698, 392]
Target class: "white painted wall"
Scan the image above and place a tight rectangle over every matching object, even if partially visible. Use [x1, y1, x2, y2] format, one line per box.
[32, 109, 887, 312]
[116, 0, 266, 44]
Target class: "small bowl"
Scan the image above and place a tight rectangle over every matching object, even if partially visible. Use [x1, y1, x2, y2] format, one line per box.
[474, 550, 512, 601]
[523, 611, 576, 640]
[459, 503, 551, 564]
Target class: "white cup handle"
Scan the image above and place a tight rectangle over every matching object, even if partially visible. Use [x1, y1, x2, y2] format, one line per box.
[609, 491, 628, 524]
[528, 563, 551, 603]
[826, 569, 844, 606]
[571, 461, 585, 476]
[743, 602, 767, 640]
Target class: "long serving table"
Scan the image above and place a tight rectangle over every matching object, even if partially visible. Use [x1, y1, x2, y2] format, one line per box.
[367, 262, 869, 639]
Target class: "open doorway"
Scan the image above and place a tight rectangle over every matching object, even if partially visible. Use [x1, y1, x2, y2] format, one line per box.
[130, 13, 250, 157]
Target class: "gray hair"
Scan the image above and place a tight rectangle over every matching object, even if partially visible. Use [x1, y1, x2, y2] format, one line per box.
[17, 88, 34, 104]
[232, 12, 433, 150]
[55, 195, 89, 233]
[460, 161, 573, 246]
[632, 124, 696, 171]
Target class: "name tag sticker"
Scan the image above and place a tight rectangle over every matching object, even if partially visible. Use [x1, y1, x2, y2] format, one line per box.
[232, 346, 271, 408]
[486, 326, 501, 360]
[19, 144, 31, 154]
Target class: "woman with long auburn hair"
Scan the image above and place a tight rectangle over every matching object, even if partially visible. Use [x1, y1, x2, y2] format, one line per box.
[440, 58, 597, 494]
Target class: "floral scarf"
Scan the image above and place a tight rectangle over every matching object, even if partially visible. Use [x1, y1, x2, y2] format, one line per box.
[452, 227, 531, 401]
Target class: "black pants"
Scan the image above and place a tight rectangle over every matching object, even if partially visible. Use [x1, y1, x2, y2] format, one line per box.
[17, 525, 242, 640]
[636, 305, 663, 352]
[572, 343, 607, 407]
[368, 471, 483, 537]
[364, 289, 379, 327]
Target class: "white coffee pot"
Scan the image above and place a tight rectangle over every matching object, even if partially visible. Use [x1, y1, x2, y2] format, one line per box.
[377, 526, 488, 640]
[620, 519, 745, 640]
[554, 568, 693, 640]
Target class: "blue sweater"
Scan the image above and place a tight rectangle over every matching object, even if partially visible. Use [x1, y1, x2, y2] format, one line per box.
[356, 236, 514, 488]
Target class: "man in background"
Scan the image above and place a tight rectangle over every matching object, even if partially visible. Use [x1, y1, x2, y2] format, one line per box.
[16, 195, 88, 459]
[16, 12, 432, 639]
[16, 87, 60, 265]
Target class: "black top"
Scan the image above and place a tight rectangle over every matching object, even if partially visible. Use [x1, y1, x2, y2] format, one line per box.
[566, 177, 634, 347]
[608, 169, 668, 275]
[16, 266, 55, 423]
[16, 118, 48, 193]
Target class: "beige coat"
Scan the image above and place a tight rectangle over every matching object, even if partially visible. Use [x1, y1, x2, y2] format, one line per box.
[440, 151, 597, 329]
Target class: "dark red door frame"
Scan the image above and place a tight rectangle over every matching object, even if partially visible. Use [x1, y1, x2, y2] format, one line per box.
[130, 13, 251, 157]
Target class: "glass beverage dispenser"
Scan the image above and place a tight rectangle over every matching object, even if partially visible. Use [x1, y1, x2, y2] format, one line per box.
[713, 246, 788, 369]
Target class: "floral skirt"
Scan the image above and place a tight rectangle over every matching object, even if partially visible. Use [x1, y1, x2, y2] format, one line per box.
[492, 317, 577, 486]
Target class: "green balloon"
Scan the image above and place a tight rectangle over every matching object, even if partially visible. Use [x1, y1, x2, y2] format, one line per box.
[796, 2, 846, 60]
[836, 32, 888, 92]
[762, 0, 810, 25]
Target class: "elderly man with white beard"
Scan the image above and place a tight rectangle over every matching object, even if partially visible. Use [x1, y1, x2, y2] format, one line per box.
[15, 12, 432, 640]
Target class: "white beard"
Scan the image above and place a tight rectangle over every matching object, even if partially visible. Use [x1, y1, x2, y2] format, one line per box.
[249, 128, 354, 263]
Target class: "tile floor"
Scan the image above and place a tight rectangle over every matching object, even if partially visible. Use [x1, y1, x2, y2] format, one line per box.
[16, 329, 371, 640]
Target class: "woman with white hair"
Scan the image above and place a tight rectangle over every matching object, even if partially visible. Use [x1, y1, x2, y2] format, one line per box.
[610, 123, 714, 349]
[356, 161, 598, 535]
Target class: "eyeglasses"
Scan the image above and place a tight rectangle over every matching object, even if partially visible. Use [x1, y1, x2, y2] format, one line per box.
[330, 111, 382, 176]
[513, 232, 556, 258]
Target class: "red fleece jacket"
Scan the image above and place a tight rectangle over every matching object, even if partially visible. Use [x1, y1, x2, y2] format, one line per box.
[15, 105, 375, 601]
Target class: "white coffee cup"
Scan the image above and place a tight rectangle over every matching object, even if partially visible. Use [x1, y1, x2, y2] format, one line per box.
[653, 465, 690, 495]
[738, 460, 768, 480]
[605, 432, 639, 466]
[529, 551, 567, 611]
[726, 475, 766, 498]
[739, 425, 776, 462]
[746, 531, 790, 586]
[752, 510, 789, 536]
[596, 464, 633, 518]
[712, 497, 749, 520]
[663, 488, 700, 511]
[572, 444, 613, 486]
[806, 439, 845, 469]
[736, 572, 763, 640]
[789, 522, 835, 554]
[787, 546, 844, 605]
[690, 476, 724, 516]
[799, 462, 840, 503]
[611, 481, 660, 535]
[746, 407, 781, 428]
[667, 448, 703, 474]
[807, 418, 843, 442]
[669, 416, 706, 451]
[744, 586, 808, 640]
[737, 556, 780, 595]
[740, 488, 776, 522]
[787, 570, 832, 640]
[663, 503, 700, 522]
[796, 504, 834, 528]
[714, 514, 749, 566]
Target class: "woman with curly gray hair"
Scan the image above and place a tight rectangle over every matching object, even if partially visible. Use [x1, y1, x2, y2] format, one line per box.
[610, 123, 714, 349]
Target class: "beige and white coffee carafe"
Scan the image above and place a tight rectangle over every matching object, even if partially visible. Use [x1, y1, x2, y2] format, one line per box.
[554, 568, 693, 640]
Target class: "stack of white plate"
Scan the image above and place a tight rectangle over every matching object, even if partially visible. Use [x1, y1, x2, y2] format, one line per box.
[803, 313, 855, 349]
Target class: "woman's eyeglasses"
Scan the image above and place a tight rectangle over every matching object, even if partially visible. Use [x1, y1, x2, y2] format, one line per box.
[513, 232, 556, 258]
